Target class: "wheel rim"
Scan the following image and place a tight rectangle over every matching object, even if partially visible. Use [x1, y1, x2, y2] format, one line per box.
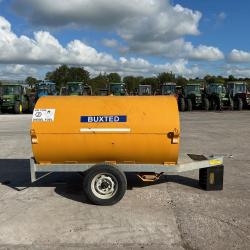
[19, 104, 22, 113]
[91, 173, 118, 200]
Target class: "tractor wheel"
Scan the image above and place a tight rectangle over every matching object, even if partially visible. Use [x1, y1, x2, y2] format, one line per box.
[28, 99, 35, 113]
[217, 101, 222, 111]
[83, 164, 127, 205]
[14, 101, 22, 114]
[211, 99, 216, 110]
[178, 98, 185, 112]
[229, 98, 234, 111]
[186, 99, 192, 111]
[211, 99, 219, 111]
[203, 98, 209, 111]
[237, 98, 243, 111]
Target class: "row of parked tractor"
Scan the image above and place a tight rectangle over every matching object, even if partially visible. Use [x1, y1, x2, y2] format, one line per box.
[159, 82, 250, 111]
[0, 80, 249, 114]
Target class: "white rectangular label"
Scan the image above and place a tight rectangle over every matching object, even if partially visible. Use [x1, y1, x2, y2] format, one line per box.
[32, 109, 55, 122]
[80, 128, 131, 133]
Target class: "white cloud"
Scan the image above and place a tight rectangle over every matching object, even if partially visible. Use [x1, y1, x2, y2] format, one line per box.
[228, 49, 250, 63]
[188, 45, 224, 61]
[153, 59, 201, 76]
[102, 38, 119, 48]
[218, 12, 227, 20]
[0, 16, 116, 66]
[130, 39, 224, 61]
[223, 64, 250, 78]
[12, 0, 224, 61]
[86, 57, 202, 78]
[0, 15, 226, 80]
[0, 64, 37, 80]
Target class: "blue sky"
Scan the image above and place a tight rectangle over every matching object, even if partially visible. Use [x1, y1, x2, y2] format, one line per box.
[0, 0, 250, 79]
[177, 0, 250, 52]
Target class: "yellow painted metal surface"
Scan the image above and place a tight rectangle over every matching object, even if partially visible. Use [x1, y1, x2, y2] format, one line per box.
[31, 96, 180, 165]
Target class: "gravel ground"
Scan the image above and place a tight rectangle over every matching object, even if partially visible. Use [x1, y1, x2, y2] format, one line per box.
[0, 112, 249, 249]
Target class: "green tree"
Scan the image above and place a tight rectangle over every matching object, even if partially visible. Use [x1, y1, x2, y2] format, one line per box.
[89, 73, 109, 93]
[176, 76, 188, 86]
[107, 73, 121, 83]
[45, 64, 70, 87]
[216, 75, 225, 84]
[204, 75, 217, 84]
[157, 72, 176, 84]
[140, 77, 159, 92]
[69, 67, 90, 84]
[228, 75, 235, 82]
[25, 76, 38, 88]
[45, 65, 90, 87]
[123, 76, 143, 94]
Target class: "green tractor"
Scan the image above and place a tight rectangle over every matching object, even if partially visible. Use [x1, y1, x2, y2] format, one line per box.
[95, 83, 127, 96]
[66, 82, 83, 96]
[109, 82, 127, 96]
[227, 82, 250, 110]
[61, 82, 92, 96]
[205, 83, 233, 111]
[0, 83, 31, 114]
[161, 82, 185, 111]
[183, 83, 209, 111]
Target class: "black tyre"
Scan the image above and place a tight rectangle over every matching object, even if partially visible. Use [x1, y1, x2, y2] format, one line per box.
[28, 99, 35, 113]
[237, 98, 243, 111]
[178, 97, 185, 112]
[229, 98, 234, 111]
[217, 101, 222, 111]
[211, 99, 218, 111]
[83, 164, 127, 205]
[203, 98, 209, 111]
[186, 99, 192, 111]
[14, 101, 22, 114]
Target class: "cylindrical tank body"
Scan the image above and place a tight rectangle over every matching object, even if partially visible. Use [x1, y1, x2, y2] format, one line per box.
[31, 96, 180, 165]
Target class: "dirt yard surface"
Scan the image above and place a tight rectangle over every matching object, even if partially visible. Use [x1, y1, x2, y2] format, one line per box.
[0, 112, 249, 249]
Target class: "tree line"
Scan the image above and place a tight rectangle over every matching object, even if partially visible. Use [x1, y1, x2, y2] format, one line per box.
[25, 64, 250, 93]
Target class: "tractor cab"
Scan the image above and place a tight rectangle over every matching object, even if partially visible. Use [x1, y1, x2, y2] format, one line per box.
[227, 82, 247, 96]
[206, 83, 226, 96]
[109, 83, 127, 96]
[206, 83, 232, 111]
[36, 81, 57, 99]
[183, 83, 202, 104]
[161, 83, 176, 95]
[0, 83, 31, 113]
[66, 82, 83, 96]
[183, 84, 201, 96]
[161, 82, 185, 111]
[138, 85, 152, 96]
[82, 85, 92, 96]
[227, 82, 250, 109]
[182, 83, 208, 111]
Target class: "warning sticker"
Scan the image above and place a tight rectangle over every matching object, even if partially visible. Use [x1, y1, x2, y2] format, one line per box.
[32, 109, 55, 122]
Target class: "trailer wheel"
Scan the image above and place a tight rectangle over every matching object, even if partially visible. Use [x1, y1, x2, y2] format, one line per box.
[237, 98, 243, 111]
[83, 164, 127, 205]
[203, 98, 209, 111]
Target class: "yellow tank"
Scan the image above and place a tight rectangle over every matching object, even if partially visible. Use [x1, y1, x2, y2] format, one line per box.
[31, 96, 180, 165]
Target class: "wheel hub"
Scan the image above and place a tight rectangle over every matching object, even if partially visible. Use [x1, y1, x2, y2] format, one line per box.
[91, 173, 118, 199]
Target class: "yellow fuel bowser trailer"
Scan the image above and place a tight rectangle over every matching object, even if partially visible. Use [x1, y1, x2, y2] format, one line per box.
[30, 96, 224, 205]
